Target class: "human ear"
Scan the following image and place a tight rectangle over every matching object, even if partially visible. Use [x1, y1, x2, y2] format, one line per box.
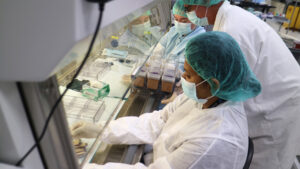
[211, 78, 220, 90]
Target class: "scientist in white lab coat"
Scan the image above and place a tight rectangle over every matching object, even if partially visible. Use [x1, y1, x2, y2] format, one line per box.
[72, 32, 261, 169]
[150, 0, 205, 66]
[182, 0, 300, 168]
[151, 0, 205, 104]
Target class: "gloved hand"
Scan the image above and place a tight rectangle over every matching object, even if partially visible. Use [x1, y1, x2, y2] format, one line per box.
[83, 163, 102, 169]
[161, 80, 183, 104]
[161, 92, 178, 104]
[71, 121, 102, 139]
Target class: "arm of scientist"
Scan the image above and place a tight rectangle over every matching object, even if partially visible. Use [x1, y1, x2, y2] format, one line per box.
[148, 28, 173, 60]
[84, 138, 213, 169]
[101, 94, 187, 145]
[84, 137, 243, 169]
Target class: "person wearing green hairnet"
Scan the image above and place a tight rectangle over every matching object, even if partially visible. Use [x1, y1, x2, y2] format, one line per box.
[151, 0, 205, 63]
[181, 0, 300, 169]
[74, 32, 261, 169]
[150, 0, 205, 104]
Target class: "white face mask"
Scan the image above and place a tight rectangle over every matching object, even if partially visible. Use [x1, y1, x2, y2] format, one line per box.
[174, 21, 192, 35]
[186, 6, 211, 30]
[181, 77, 214, 104]
[131, 20, 151, 36]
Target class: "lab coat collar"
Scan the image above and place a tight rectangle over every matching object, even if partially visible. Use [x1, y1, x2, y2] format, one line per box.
[213, 0, 231, 31]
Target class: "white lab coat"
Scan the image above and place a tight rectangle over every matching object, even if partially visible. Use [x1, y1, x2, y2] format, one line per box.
[151, 26, 205, 64]
[85, 94, 248, 169]
[213, 2, 300, 169]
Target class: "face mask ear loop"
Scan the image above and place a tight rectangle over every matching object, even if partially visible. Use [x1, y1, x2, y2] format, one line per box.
[195, 79, 208, 87]
[205, 6, 209, 17]
[195, 78, 218, 100]
[208, 82, 221, 100]
[205, 0, 210, 17]
[206, 94, 215, 100]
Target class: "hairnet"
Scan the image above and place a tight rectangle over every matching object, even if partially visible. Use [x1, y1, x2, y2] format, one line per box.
[173, 0, 188, 17]
[182, 0, 222, 6]
[129, 10, 151, 22]
[185, 32, 261, 101]
[141, 10, 151, 17]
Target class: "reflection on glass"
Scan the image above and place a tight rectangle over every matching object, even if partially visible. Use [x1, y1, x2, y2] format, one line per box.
[63, 95, 105, 123]
[55, 7, 167, 166]
[117, 11, 163, 55]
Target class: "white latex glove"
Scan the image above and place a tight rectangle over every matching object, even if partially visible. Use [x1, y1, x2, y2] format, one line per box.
[161, 92, 178, 104]
[71, 121, 102, 139]
[83, 163, 102, 169]
[83, 162, 147, 169]
[161, 80, 183, 104]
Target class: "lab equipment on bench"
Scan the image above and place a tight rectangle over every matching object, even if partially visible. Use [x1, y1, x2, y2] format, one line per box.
[63, 95, 106, 123]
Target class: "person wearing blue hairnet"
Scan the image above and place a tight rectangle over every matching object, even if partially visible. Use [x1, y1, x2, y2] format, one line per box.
[72, 32, 261, 169]
[150, 0, 205, 64]
[151, 0, 205, 104]
[118, 11, 163, 55]
[181, 0, 300, 169]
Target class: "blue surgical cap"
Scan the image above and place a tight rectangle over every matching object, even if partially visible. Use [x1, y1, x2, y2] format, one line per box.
[185, 32, 261, 101]
[182, 0, 222, 6]
[173, 0, 188, 17]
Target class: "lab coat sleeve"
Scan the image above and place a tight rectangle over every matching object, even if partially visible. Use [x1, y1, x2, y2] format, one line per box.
[149, 28, 172, 60]
[149, 27, 179, 60]
[149, 26, 164, 42]
[83, 137, 242, 169]
[159, 27, 177, 48]
[150, 43, 165, 60]
[151, 138, 243, 169]
[101, 94, 186, 145]
[83, 160, 169, 169]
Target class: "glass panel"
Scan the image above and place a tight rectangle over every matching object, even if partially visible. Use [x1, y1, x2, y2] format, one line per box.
[55, 2, 169, 167]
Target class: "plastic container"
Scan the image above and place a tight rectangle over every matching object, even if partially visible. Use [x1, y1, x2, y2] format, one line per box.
[134, 70, 147, 87]
[78, 60, 112, 80]
[62, 96, 105, 123]
[145, 59, 163, 90]
[147, 72, 161, 90]
[163, 63, 176, 76]
[161, 75, 175, 93]
[148, 66, 161, 74]
[148, 60, 162, 73]
[102, 48, 128, 58]
[81, 82, 110, 101]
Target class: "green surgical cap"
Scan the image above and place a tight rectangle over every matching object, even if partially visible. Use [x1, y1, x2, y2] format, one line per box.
[182, 0, 222, 6]
[130, 10, 151, 22]
[185, 32, 261, 101]
[141, 10, 151, 17]
[173, 0, 187, 17]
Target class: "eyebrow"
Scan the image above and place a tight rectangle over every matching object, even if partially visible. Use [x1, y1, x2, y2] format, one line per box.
[184, 6, 193, 12]
[183, 66, 189, 73]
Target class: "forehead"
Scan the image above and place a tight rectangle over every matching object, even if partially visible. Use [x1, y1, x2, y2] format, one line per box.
[184, 61, 204, 80]
[138, 15, 149, 20]
[184, 5, 197, 11]
[184, 61, 196, 74]
[174, 14, 188, 20]
[131, 15, 149, 23]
